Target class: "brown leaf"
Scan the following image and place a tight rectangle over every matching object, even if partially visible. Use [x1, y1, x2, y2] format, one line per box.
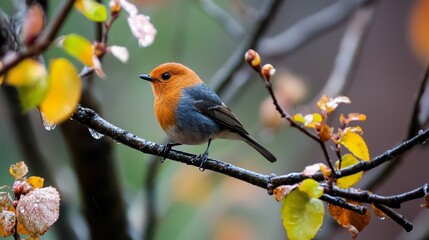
[23, 3, 45, 46]
[371, 204, 387, 219]
[16, 187, 60, 235]
[328, 201, 370, 239]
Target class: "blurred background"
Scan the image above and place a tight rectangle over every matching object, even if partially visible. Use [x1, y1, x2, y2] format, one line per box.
[1, 0, 429, 239]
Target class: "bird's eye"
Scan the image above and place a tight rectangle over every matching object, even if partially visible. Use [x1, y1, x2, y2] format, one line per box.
[161, 72, 171, 80]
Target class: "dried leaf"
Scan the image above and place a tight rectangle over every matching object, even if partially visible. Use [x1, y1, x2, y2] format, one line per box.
[16, 187, 60, 235]
[371, 204, 387, 219]
[27, 176, 44, 189]
[10, 162, 28, 180]
[340, 131, 370, 161]
[23, 3, 45, 46]
[317, 95, 351, 113]
[329, 201, 370, 239]
[127, 14, 157, 47]
[281, 189, 324, 240]
[336, 154, 363, 188]
[319, 124, 333, 142]
[273, 184, 298, 202]
[299, 179, 324, 199]
[74, 0, 107, 22]
[302, 163, 323, 176]
[39, 58, 82, 124]
[58, 34, 93, 66]
[0, 192, 12, 211]
[0, 210, 16, 237]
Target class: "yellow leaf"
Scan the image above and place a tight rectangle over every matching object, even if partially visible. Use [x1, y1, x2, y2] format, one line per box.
[58, 34, 93, 66]
[9, 161, 28, 180]
[293, 113, 305, 124]
[336, 154, 363, 188]
[340, 131, 370, 161]
[281, 189, 324, 240]
[6, 59, 47, 86]
[27, 176, 44, 189]
[74, 0, 107, 22]
[39, 58, 82, 124]
[299, 179, 324, 198]
[328, 201, 370, 239]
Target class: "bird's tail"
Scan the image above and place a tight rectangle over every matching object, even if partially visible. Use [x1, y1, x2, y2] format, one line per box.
[241, 134, 277, 163]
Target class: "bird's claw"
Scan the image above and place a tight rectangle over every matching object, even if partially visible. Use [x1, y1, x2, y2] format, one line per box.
[159, 144, 172, 163]
[197, 152, 209, 171]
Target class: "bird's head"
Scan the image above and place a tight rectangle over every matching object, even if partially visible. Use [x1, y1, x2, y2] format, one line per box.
[139, 62, 204, 95]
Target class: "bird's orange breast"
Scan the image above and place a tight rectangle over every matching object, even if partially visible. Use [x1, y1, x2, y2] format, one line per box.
[152, 82, 182, 132]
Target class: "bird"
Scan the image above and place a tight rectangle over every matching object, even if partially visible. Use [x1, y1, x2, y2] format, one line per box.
[139, 62, 276, 165]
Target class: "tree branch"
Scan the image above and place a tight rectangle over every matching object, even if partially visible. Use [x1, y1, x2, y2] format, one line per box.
[323, 184, 429, 208]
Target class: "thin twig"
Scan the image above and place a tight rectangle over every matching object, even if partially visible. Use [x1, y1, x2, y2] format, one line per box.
[258, 0, 375, 57]
[320, 194, 367, 215]
[199, 0, 244, 38]
[374, 204, 413, 232]
[323, 184, 429, 208]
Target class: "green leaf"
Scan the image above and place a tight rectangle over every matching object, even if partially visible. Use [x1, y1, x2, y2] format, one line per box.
[16, 78, 49, 111]
[340, 131, 370, 161]
[58, 34, 93, 66]
[281, 189, 325, 240]
[336, 154, 363, 188]
[74, 0, 107, 22]
[298, 179, 324, 198]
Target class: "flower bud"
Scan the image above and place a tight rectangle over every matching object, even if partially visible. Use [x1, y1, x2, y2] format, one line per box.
[244, 49, 261, 69]
[261, 64, 276, 81]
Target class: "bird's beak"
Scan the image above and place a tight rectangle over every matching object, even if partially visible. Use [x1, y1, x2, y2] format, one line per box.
[139, 74, 155, 82]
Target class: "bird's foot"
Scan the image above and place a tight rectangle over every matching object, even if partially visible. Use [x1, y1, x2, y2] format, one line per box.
[197, 152, 209, 172]
[159, 143, 179, 163]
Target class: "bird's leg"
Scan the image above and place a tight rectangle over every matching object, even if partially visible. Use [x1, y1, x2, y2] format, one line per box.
[160, 142, 181, 162]
[197, 139, 212, 171]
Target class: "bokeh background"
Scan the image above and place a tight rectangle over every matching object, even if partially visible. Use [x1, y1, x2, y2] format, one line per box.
[1, 0, 429, 239]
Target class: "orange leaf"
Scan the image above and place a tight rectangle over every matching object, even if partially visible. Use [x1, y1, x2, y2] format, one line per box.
[319, 124, 333, 142]
[371, 204, 387, 219]
[27, 176, 44, 189]
[328, 201, 370, 239]
[409, 0, 429, 62]
[39, 58, 82, 124]
[340, 131, 370, 161]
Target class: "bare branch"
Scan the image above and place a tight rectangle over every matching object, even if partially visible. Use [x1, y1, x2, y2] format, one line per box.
[199, 0, 244, 38]
[258, 0, 374, 57]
